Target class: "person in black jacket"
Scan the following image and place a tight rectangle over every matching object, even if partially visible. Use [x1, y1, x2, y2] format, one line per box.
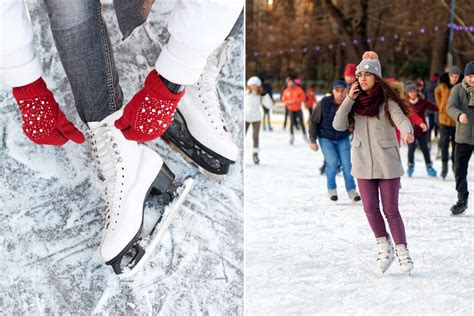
[309, 80, 360, 202]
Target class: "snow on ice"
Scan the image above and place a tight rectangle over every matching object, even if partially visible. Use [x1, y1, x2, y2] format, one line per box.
[245, 123, 474, 314]
[0, 1, 243, 314]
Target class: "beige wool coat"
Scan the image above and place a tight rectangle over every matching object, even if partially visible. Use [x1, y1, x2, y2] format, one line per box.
[333, 97, 413, 179]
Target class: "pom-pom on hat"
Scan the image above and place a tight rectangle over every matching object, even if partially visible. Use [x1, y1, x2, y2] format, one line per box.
[356, 51, 382, 78]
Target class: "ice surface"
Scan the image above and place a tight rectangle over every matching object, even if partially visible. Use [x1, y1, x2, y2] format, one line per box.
[0, 1, 243, 314]
[245, 124, 474, 314]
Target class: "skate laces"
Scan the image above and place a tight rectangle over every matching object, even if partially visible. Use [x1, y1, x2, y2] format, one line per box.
[89, 124, 124, 231]
[396, 246, 412, 264]
[195, 40, 232, 136]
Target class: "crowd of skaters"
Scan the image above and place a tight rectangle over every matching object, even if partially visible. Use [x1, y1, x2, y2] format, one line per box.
[246, 52, 474, 275]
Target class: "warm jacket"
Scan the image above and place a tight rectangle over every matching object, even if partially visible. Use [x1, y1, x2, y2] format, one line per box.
[308, 95, 350, 143]
[406, 98, 438, 128]
[447, 80, 474, 145]
[245, 92, 262, 123]
[333, 96, 413, 179]
[282, 86, 306, 112]
[435, 74, 457, 127]
[306, 89, 316, 109]
[0, 0, 243, 87]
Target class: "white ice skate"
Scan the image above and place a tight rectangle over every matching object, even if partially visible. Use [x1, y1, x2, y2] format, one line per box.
[328, 189, 338, 202]
[395, 244, 414, 275]
[347, 189, 361, 203]
[376, 235, 395, 273]
[162, 38, 238, 180]
[88, 109, 195, 277]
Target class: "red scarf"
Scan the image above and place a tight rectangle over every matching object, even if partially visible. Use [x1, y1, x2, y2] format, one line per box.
[352, 84, 385, 117]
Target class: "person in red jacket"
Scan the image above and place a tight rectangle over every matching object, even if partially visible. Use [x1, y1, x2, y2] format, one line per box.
[405, 83, 439, 177]
[282, 78, 307, 144]
[306, 85, 317, 118]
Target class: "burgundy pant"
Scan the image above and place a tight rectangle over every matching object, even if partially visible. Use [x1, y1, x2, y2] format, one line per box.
[357, 178, 407, 245]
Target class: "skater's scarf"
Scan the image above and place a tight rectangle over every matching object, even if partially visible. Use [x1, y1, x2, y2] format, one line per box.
[352, 84, 384, 117]
[461, 78, 474, 107]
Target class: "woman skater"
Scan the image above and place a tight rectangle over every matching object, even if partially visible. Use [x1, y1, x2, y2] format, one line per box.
[333, 51, 415, 274]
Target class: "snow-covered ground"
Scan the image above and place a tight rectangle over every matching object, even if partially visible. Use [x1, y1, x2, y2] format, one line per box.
[1, 1, 243, 314]
[244, 120, 474, 314]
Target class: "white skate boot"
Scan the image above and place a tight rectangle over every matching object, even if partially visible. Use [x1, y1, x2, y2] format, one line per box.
[395, 244, 414, 274]
[88, 109, 195, 277]
[376, 235, 395, 273]
[347, 189, 361, 203]
[162, 38, 238, 180]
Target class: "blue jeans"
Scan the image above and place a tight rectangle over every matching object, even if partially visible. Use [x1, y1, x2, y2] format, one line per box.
[318, 136, 356, 191]
[43, 0, 123, 122]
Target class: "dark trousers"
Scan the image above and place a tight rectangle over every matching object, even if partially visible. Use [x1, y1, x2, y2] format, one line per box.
[245, 121, 260, 149]
[454, 143, 474, 199]
[438, 124, 456, 164]
[289, 110, 305, 136]
[261, 107, 271, 128]
[407, 132, 432, 166]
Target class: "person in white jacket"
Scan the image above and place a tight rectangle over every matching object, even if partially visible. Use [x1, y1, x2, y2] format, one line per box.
[0, 0, 243, 275]
[245, 76, 272, 164]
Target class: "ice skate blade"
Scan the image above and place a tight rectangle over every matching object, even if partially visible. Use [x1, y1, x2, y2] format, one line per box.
[118, 178, 196, 279]
[198, 166, 225, 181]
[166, 139, 227, 181]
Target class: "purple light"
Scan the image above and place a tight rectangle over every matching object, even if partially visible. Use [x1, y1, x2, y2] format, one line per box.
[290, 48, 295, 53]
[266, 52, 271, 57]
[367, 38, 372, 44]
[420, 28, 425, 33]
[303, 47, 308, 53]
[393, 34, 399, 39]
[447, 23, 452, 29]
[254, 52, 259, 56]
[316, 46, 320, 51]
[328, 44, 333, 49]
[353, 39, 358, 44]
[434, 26, 439, 32]
[379, 36, 385, 42]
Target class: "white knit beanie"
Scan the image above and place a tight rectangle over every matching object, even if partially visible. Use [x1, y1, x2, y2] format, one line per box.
[356, 51, 382, 78]
[247, 76, 262, 87]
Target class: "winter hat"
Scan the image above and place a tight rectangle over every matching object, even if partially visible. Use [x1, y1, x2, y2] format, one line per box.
[331, 79, 348, 90]
[448, 66, 461, 76]
[356, 51, 382, 78]
[295, 79, 302, 86]
[464, 61, 474, 76]
[247, 76, 262, 87]
[405, 83, 417, 93]
[344, 64, 357, 77]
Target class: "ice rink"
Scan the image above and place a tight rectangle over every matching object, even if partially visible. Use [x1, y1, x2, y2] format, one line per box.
[245, 122, 474, 315]
[0, 1, 243, 314]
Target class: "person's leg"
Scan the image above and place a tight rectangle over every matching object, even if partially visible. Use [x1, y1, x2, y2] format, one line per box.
[438, 124, 449, 164]
[319, 138, 338, 191]
[407, 141, 416, 167]
[357, 179, 388, 238]
[252, 121, 260, 149]
[336, 137, 356, 192]
[418, 132, 433, 165]
[43, 0, 122, 123]
[454, 143, 473, 200]
[245, 122, 250, 134]
[289, 111, 295, 136]
[299, 110, 306, 135]
[379, 178, 407, 245]
[283, 107, 288, 129]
